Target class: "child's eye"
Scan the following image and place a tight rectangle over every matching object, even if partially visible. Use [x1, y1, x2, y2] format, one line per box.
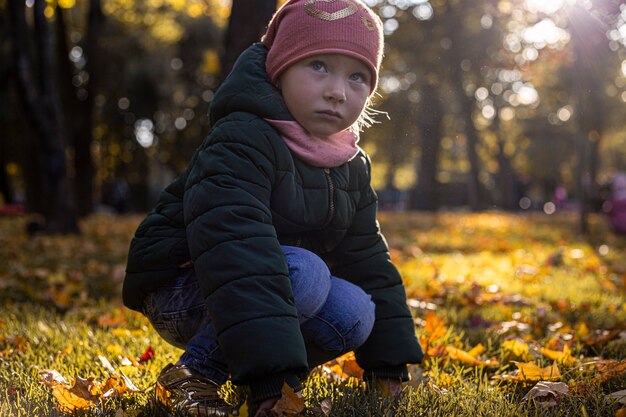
[310, 61, 327, 72]
[350, 72, 367, 84]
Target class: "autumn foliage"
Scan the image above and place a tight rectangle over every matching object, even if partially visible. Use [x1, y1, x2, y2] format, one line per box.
[0, 212, 625, 416]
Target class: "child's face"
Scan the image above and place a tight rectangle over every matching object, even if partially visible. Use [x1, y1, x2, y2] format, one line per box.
[278, 53, 371, 137]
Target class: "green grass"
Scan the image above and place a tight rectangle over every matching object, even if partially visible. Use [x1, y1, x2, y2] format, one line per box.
[1, 212, 625, 416]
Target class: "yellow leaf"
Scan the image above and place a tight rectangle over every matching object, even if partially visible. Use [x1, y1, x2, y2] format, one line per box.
[502, 339, 533, 361]
[538, 345, 576, 366]
[467, 343, 485, 358]
[515, 361, 561, 381]
[271, 383, 305, 416]
[423, 311, 447, 341]
[446, 346, 482, 365]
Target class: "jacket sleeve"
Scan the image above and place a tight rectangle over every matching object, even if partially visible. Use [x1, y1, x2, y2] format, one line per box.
[123, 175, 189, 312]
[325, 155, 423, 378]
[183, 116, 308, 394]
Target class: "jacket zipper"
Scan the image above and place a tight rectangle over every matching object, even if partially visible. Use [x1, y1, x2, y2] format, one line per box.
[323, 168, 335, 227]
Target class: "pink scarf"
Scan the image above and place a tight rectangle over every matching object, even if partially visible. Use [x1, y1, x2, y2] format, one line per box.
[265, 119, 359, 168]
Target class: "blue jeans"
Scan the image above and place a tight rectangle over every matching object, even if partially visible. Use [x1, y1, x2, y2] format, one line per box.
[142, 246, 376, 384]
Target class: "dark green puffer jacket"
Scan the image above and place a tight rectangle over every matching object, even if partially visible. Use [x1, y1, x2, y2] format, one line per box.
[123, 43, 423, 400]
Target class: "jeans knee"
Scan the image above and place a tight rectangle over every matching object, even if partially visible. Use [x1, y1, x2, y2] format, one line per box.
[343, 296, 375, 351]
[282, 246, 332, 320]
[301, 278, 375, 354]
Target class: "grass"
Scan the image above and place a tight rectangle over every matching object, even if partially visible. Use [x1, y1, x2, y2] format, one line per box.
[0, 211, 625, 416]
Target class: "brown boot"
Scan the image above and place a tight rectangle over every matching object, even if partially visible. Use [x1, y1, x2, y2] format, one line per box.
[155, 363, 238, 417]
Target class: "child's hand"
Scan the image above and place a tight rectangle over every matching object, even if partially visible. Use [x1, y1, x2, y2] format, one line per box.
[253, 397, 278, 417]
[253, 390, 303, 417]
[373, 377, 403, 398]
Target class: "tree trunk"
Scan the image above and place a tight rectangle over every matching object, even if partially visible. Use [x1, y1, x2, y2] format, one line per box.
[444, 4, 482, 210]
[9, 0, 80, 233]
[409, 81, 443, 211]
[491, 112, 518, 210]
[56, 0, 103, 216]
[219, 0, 277, 81]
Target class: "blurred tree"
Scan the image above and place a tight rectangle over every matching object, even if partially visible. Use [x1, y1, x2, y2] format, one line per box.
[8, 0, 80, 233]
[219, 0, 277, 81]
[56, 0, 104, 216]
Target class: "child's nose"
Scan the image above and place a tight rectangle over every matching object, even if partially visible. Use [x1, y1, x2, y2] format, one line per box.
[324, 79, 347, 103]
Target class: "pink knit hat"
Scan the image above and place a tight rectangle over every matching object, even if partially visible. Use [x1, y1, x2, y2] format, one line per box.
[262, 0, 384, 93]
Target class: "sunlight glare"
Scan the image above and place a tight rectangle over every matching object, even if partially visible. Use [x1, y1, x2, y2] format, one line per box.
[524, 0, 565, 15]
[622, 60, 626, 77]
[523, 19, 569, 46]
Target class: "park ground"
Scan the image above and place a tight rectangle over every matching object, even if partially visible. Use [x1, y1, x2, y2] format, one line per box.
[0, 211, 625, 416]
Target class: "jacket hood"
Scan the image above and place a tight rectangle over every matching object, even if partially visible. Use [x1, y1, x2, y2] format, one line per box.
[209, 43, 294, 126]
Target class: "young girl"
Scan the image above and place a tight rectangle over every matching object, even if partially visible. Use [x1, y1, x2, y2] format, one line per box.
[123, 0, 423, 415]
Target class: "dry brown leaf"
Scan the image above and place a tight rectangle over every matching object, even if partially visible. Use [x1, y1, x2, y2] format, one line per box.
[594, 359, 626, 384]
[270, 383, 305, 416]
[70, 376, 102, 400]
[522, 381, 569, 407]
[52, 385, 97, 412]
[0, 336, 30, 357]
[102, 373, 143, 398]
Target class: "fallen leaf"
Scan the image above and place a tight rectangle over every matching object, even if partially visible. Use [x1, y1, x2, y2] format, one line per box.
[501, 339, 534, 361]
[102, 373, 143, 398]
[608, 389, 626, 405]
[516, 362, 561, 381]
[70, 376, 102, 400]
[522, 381, 569, 407]
[594, 360, 626, 384]
[494, 362, 561, 382]
[467, 343, 485, 358]
[323, 351, 363, 380]
[39, 369, 69, 386]
[138, 346, 155, 363]
[52, 385, 97, 412]
[271, 383, 304, 416]
[422, 311, 447, 342]
[0, 336, 30, 357]
[538, 345, 576, 366]
[445, 346, 482, 365]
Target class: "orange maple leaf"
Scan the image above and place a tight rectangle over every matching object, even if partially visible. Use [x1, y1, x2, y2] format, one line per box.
[270, 383, 305, 416]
